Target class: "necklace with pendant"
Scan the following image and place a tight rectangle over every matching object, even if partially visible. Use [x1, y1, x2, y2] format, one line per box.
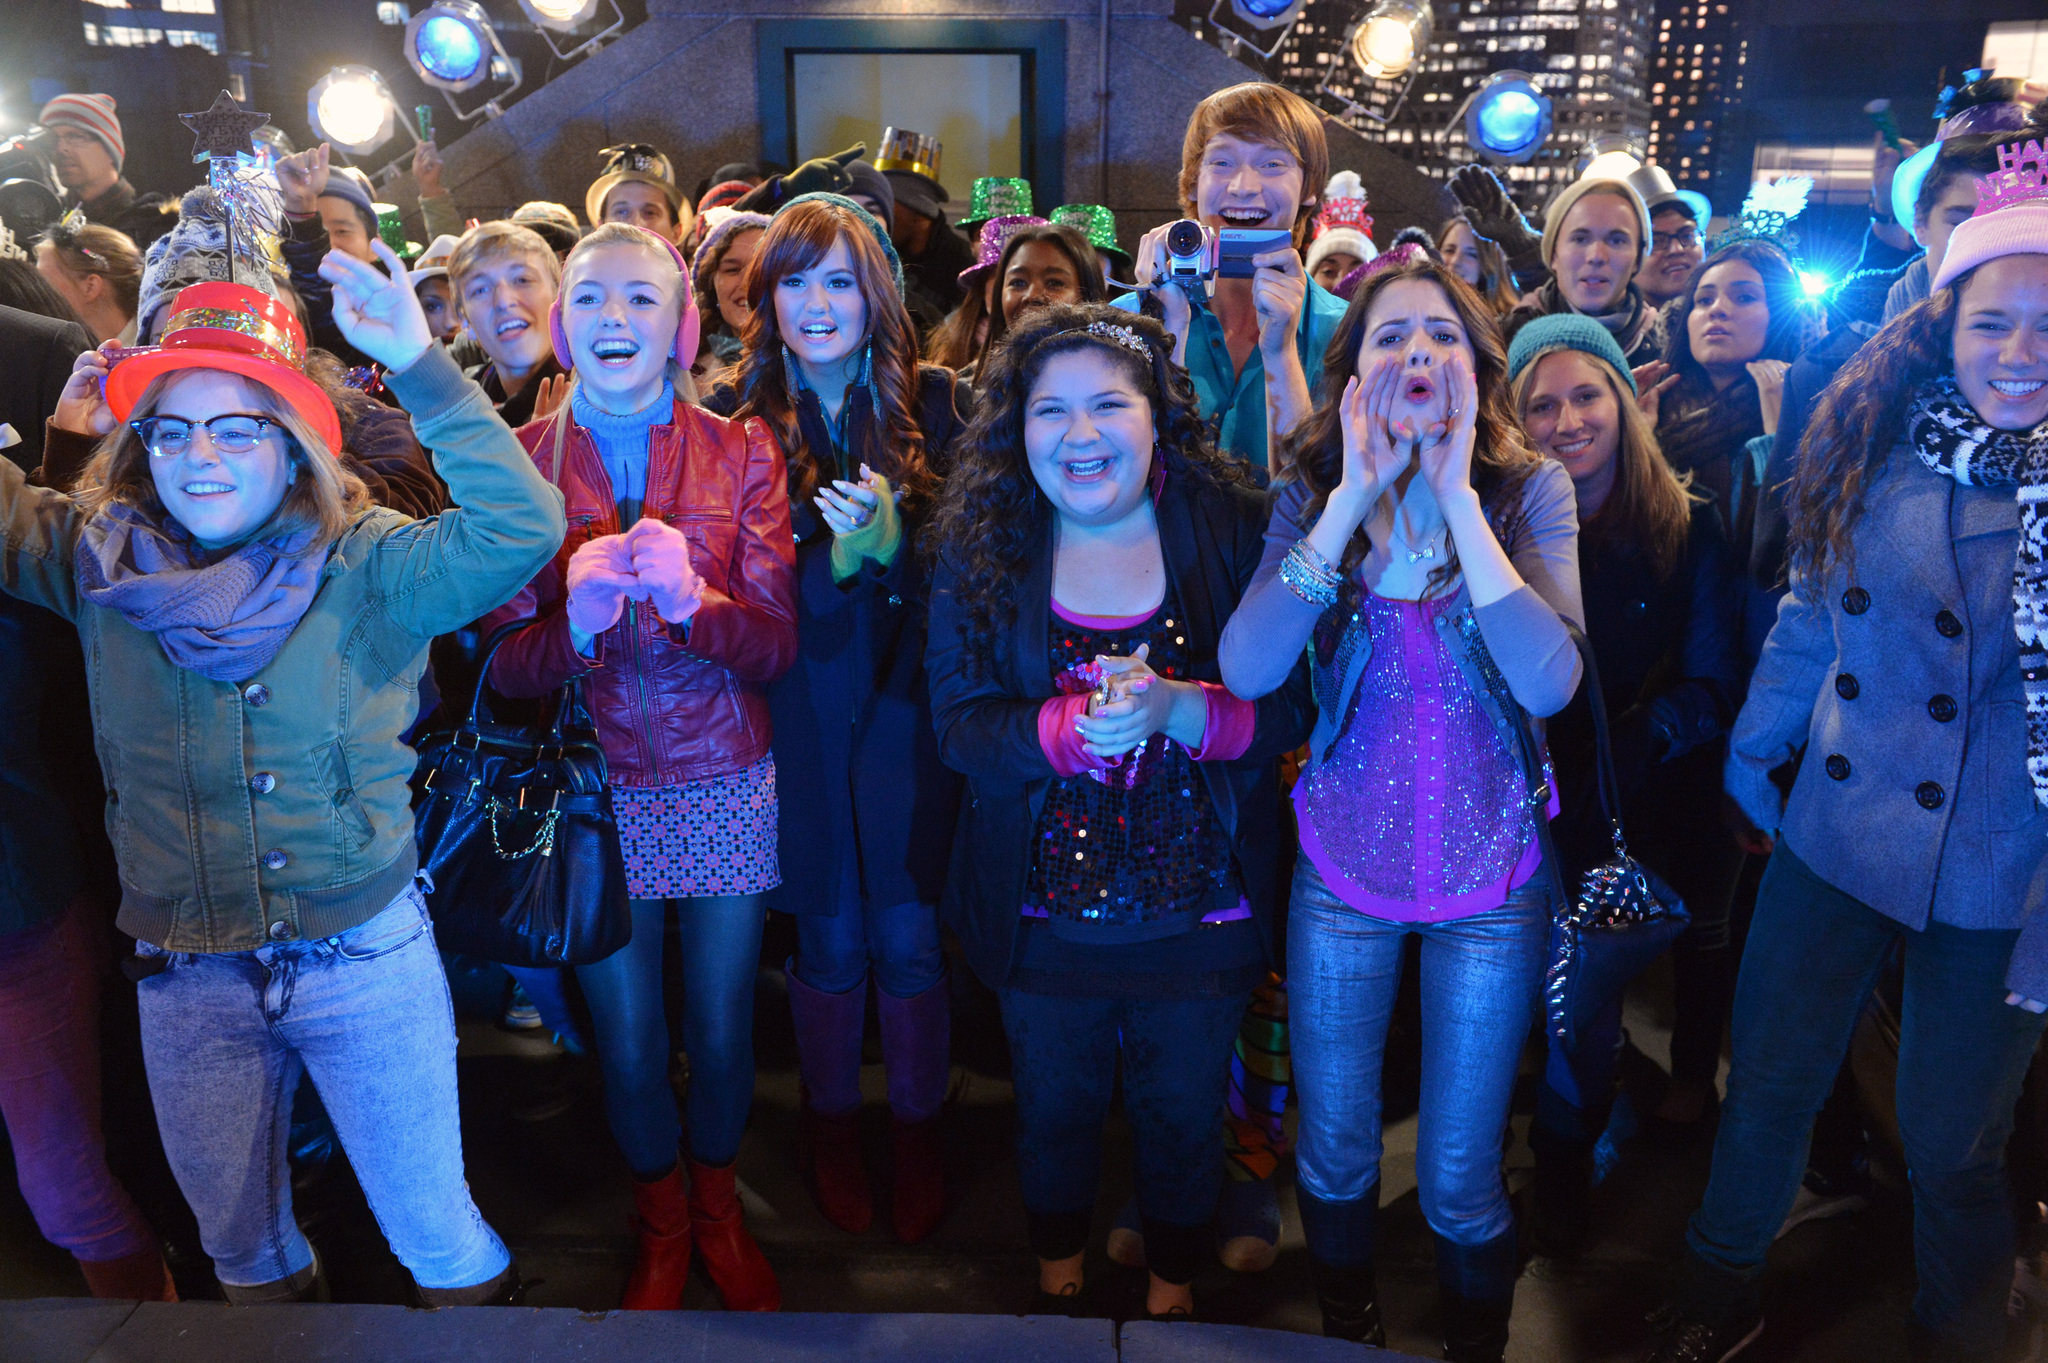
[1400, 529, 1446, 564]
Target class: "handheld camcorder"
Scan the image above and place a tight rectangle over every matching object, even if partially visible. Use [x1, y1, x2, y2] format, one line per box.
[0, 126, 64, 242]
[1161, 219, 1293, 288]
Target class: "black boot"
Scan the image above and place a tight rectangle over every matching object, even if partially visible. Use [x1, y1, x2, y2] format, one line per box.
[1528, 1077, 1608, 1259]
[1298, 1186, 1384, 1344]
[1435, 1229, 1519, 1363]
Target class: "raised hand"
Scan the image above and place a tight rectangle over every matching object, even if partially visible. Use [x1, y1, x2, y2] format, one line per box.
[1747, 358, 1791, 436]
[1632, 360, 1679, 426]
[1415, 351, 1480, 505]
[276, 142, 332, 216]
[1337, 357, 1409, 508]
[1449, 165, 1540, 257]
[412, 140, 444, 201]
[623, 518, 705, 625]
[565, 534, 641, 636]
[1250, 247, 1307, 356]
[319, 239, 433, 372]
[53, 343, 121, 437]
[531, 371, 572, 421]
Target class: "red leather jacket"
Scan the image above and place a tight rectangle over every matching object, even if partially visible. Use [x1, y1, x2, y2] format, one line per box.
[485, 401, 798, 786]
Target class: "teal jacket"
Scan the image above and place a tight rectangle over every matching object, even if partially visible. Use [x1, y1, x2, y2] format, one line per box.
[1112, 278, 1349, 469]
[0, 344, 565, 952]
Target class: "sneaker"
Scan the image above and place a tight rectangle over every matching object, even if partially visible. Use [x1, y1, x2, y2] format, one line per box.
[501, 983, 544, 1031]
[1215, 1176, 1280, 1273]
[1642, 1303, 1764, 1363]
[1774, 1165, 1869, 1241]
[1106, 1199, 1146, 1269]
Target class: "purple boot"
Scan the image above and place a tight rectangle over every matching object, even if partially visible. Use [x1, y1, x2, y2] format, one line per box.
[877, 977, 951, 1242]
[787, 966, 871, 1233]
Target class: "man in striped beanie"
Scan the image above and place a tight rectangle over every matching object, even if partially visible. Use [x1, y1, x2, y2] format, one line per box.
[38, 93, 172, 252]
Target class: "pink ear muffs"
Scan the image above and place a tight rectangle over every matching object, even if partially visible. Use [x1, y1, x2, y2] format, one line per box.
[549, 226, 702, 374]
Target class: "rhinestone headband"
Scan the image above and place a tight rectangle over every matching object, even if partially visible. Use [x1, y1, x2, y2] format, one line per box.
[1073, 319, 1150, 358]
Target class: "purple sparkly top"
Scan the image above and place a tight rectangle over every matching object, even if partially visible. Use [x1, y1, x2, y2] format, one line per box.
[1296, 591, 1548, 922]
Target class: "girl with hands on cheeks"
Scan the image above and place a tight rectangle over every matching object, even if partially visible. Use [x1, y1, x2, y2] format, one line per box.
[925, 302, 1312, 1323]
[1219, 255, 1582, 1360]
[480, 222, 796, 1317]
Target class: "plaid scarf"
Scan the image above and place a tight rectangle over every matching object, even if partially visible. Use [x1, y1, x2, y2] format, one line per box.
[1905, 375, 2048, 810]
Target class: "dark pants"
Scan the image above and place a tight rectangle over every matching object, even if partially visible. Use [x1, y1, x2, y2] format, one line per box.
[1685, 843, 2046, 1352]
[997, 987, 1248, 1285]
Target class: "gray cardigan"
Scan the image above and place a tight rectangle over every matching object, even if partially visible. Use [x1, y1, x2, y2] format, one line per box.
[1728, 447, 2048, 998]
[1220, 460, 1584, 778]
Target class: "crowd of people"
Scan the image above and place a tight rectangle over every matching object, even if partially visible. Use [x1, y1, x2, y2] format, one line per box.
[1, 71, 2046, 1363]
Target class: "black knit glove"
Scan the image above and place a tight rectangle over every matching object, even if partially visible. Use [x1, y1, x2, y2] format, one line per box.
[733, 144, 866, 216]
[1449, 165, 1546, 284]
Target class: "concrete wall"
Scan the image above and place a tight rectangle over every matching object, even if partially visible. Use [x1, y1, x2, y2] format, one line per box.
[411, 0, 1444, 255]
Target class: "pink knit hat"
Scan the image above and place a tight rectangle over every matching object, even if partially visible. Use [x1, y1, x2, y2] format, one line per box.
[1931, 137, 2048, 292]
[39, 93, 124, 173]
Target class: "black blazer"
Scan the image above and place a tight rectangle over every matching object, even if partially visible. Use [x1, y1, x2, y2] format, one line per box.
[926, 471, 1315, 989]
[706, 365, 966, 917]
[0, 305, 91, 475]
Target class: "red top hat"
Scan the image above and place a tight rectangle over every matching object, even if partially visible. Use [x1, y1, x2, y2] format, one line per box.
[106, 282, 342, 454]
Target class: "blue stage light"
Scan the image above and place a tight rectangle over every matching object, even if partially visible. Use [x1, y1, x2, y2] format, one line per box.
[1799, 270, 1831, 298]
[404, 1, 497, 93]
[1464, 73, 1552, 165]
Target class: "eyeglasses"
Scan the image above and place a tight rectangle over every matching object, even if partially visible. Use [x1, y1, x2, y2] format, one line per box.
[130, 414, 279, 459]
[1652, 228, 1701, 253]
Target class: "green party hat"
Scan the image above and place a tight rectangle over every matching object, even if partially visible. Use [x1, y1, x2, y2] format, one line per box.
[1050, 203, 1130, 264]
[962, 176, 1034, 227]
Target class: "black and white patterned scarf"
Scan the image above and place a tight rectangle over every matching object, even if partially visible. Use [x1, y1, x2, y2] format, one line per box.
[1905, 375, 2048, 810]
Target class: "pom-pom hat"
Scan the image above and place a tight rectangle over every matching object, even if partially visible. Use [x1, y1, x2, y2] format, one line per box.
[1931, 138, 2048, 293]
[1306, 170, 1378, 278]
[107, 282, 342, 454]
[548, 224, 701, 372]
[39, 93, 124, 172]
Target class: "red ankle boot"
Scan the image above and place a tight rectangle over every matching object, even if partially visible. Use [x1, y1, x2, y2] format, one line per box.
[75, 1245, 178, 1301]
[621, 1166, 691, 1310]
[688, 1160, 779, 1311]
[800, 1101, 874, 1234]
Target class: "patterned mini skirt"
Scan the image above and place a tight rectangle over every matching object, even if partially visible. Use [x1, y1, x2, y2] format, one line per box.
[609, 756, 780, 900]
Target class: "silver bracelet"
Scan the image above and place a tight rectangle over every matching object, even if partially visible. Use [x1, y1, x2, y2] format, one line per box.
[1280, 540, 1342, 607]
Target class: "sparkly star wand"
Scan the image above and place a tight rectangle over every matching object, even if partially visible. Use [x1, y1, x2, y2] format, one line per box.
[180, 90, 272, 288]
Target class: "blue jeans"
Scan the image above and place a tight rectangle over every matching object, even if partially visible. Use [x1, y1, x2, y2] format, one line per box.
[998, 986, 1248, 1285]
[1687, 843, 2047, 1352]
[1289, 858, 1548, 1247]
[557, 895, 765, 1176]
[793, 899, 944, 998]
[135, 886, 509, 1292]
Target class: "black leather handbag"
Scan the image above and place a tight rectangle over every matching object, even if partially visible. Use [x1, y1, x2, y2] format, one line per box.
[410, 621, 631, 967]
[1496, 624, 1692, 1051]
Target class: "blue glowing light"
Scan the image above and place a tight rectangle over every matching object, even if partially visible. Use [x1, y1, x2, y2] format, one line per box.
[1475, 89, 1544, 154]
[414, 15, 484, 82]
[1236, 0, 1297, 16]
[1799, 270, 1831, 299]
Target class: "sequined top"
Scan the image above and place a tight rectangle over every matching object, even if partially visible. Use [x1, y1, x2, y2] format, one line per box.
[1022, 595, 1240, 944]
[1297, 590, 1546, 922]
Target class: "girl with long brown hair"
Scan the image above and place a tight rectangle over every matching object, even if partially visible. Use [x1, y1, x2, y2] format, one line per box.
[1221, 254, 1582, 1360]
[1638, 180, 2048, 1363]
[704, 194, 966, 1245]
[970, 222, 1106, 381]
[1506, 315, 1745, 1257]
[1437, 211, 1518, 316]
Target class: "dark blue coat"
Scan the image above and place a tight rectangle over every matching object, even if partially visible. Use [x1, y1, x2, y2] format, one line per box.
[706, 366, 966, 917]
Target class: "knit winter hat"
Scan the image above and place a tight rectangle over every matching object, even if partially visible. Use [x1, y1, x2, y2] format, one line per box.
[1307, 171, 1378, 278]
[1506, 312, 1639, 393]
[136, 178, 285, 340]
[39, 94, 124, 173]
[696, 180, 753, 217]
[319, 166, 377, 226]
[780, 191, 904, 297]
[1539, 177, 1652, 268]
[691, 208, 771, 303]
[1931, 140, 2048, 292]
[510, 200, 581, 255]
[843, 161, 895, 225]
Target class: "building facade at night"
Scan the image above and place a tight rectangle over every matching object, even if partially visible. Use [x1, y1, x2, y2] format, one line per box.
[1645, 0, 1741, 207]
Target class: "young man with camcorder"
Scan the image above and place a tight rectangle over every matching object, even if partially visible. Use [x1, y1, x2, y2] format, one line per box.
[1116, 82, 1350, 474]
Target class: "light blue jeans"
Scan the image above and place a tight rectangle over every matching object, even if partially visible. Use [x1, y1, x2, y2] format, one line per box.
[1289, 858, 1548, 1246]
[135, 885, 510, 1293]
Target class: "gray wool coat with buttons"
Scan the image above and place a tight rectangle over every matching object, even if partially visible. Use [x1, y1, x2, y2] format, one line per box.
[1728, 444, 2048, 999]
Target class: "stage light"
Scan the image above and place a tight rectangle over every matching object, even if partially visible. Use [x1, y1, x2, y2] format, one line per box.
[405, 0, 493, 92]
[1574, 134, 1645, 183]
[521, 0, 600, 28]
[1350, 0, 1432, 80]
[1464, 71, 1551, 165]
[1799, 270, 1830, 298]
[1229, 0, 1306, 30]
[307, 66, 398, 156]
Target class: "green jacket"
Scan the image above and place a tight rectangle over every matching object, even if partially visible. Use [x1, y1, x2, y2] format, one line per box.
[0, 344, 565, 952]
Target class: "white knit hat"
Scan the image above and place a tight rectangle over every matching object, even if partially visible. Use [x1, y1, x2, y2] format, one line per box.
[1307, 170, 1378, 278]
